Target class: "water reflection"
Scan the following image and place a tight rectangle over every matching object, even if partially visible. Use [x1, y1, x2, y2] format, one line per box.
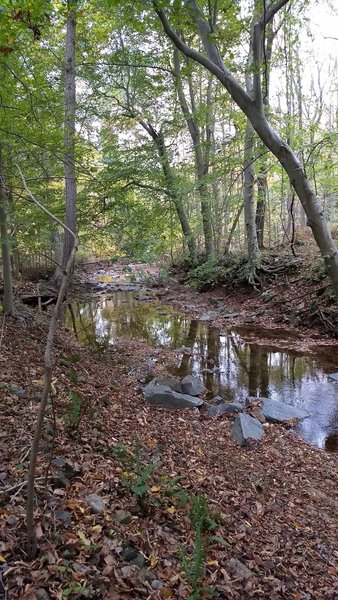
[63, 292, 338, 452]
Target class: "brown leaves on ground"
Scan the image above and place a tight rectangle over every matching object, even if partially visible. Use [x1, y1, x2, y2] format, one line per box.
[0, 309, 337, 600]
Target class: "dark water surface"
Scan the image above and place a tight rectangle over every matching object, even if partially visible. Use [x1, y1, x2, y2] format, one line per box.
[64, 290, 338, 453]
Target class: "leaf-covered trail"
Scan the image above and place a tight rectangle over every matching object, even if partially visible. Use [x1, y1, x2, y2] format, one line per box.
[0, 310, 337, 599]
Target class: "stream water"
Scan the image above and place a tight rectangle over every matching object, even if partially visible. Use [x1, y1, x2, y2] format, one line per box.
[64, 286, 338, 453]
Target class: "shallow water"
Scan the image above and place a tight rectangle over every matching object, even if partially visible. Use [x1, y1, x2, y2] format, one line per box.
[64, 290, 338, 453]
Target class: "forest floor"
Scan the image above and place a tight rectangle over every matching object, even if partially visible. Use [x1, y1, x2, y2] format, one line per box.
[1, 247, 338, 600]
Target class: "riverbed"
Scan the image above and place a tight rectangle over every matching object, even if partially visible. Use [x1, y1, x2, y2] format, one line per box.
[64, 271, 338, 453]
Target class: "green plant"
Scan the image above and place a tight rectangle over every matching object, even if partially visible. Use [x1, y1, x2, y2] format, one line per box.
[63, 390, 87, 430]
[113, 436, 160, 509]
[180, 494, 209, 599]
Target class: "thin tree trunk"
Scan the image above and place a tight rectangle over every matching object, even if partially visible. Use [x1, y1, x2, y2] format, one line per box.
[243, 119, 260, 274]
[0, 149, 14, 315]
[17, 166, 78, 560]
[54, 0, 77, 287]
[173, 49, 214, 258]
[140, 121, 196, 262]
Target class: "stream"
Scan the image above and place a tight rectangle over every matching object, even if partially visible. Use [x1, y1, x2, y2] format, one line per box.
[64, 279, 338, 454]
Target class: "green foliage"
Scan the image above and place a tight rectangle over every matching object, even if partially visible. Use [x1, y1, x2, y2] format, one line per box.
[185, 259, 226, 291]
[63, 390, 87, 431]
[180, 494, 209, 598]
[112, 436, 161, 506]
[112, 437, 189, 510]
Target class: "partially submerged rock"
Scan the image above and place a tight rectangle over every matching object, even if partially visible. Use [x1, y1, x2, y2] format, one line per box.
[231, 414, 264, 446]
[261, 398, 310, 423]
[328, 372, 338, 382]
[208, 403, 243, 417]
[181, 375, 206, 396]
[144, 382, 203, 409]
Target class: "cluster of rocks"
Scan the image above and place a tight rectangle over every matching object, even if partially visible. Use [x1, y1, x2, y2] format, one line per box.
[143, 375, 310, 447]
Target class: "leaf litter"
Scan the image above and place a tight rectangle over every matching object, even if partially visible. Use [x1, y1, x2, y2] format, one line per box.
[0, 302, 337, 600]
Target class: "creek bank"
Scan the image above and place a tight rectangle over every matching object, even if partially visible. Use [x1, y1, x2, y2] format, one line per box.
[0, 307, 338, 599]
[143, 376, 310, 447]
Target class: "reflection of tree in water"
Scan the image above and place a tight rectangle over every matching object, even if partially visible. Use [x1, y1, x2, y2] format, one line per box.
[325, 434, 338, 452]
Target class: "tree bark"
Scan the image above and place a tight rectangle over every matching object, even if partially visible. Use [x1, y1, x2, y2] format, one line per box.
[155, 0, 338, 298]
[54, 0, 77, 287]
[173, 49, 214, 258]
[140, 121, 196, 262]
[0, 149, 14, 315]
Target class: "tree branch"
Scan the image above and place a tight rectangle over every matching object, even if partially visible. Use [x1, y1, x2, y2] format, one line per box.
[153, 1, 255, 114]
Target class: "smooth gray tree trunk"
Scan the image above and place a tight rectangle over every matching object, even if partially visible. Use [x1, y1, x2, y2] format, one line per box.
[53, 0, 77, 287]
[0, 149, 14, 314]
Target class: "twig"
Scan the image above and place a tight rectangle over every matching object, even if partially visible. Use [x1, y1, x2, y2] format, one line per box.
[0, 476, 53, 495]
[44, 395, 57, 486]
[0, 312, 6, 352]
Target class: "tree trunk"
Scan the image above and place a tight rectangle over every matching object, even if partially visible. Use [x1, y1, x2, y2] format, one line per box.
[54, 0, 77, 286]
[140, 121, 196, 262]
[173, 49, 214, 258]
[243, 119, 260, 273]
[0, 149, 14, 315]
[155, 1, 338, 298]
[256, 166, 268, 249]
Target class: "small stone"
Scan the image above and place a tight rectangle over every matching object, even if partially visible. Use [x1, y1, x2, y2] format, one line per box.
[181, 375, 206, 397]
[35, 589, 50, 600]
[231, 413, 264, 446]
[131, 553, 146, 569]
[86, 494, 105, 514]
[115, 509, 133, 524]
[151, 580, 164, 590]
[210, 396, 224, 404]
[13, 387, 26, 399]
[121, 546, 138, 562]
[192, 420, 203, 433]
[173, 346, 191, 354]
[139, 568, 156, 583]
[55, 510, 72, 525]
[208, 403, 243, 417]
[328, 372, 338, 382]
[144, 382, 203, 409]
[155, 377, 182, 393]
[227, 558, 252, 581]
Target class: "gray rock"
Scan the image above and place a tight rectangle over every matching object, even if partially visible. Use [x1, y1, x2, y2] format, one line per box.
[231, 414, 264, 446]
[220, 312, 239, 319]
[328, 372, 338, 382]
[139, 568, 156, 583]
[210, 395, 224, 404]
[55, 510, 72, 526]
[115, 509, 133, 524]
[35, 589, 50, 600]
[131, 553, 146, 569]
[155, 377, 182, 393]
[144, 383, 203, 409]
[151, 580, 164, 590]
[173, 346, 191, 354]
[261, 398, 310, 423]
[13, 387, 26, 399]
[208, 403, 243, 417]
[86, 493, 105, 514]
[121, 546, 138, 562]
[181, 375, 206, 397]
[200, 312, 218, 321]
[227, 558, 252, 581]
